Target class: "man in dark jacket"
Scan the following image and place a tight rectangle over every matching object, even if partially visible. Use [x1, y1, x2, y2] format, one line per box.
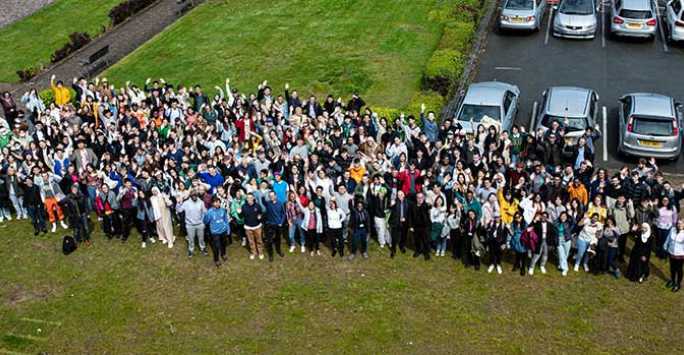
[62, 185, 90, 245]
[349, 200, 371, 260]
[389, 190, 411, 258]
[409, 192, 431, 260]
[263, 191, 286, 261]
[23, 177, 47, 235]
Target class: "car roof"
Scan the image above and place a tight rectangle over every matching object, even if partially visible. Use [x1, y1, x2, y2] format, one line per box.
[620, 0, 651, 11]
[463, 81, 516, 106]
[629, 93, 674, 118]
[546, 86, 591, 117]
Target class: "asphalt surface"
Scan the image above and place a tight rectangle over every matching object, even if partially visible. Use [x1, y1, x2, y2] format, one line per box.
[474, 0, 684, 173]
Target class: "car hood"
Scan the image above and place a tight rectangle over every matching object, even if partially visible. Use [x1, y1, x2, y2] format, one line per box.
[555, 13, 596, 27]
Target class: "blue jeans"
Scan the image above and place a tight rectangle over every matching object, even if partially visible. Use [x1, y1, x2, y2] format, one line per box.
[436, 237, 448, 253]
[557, 238, 572, 272]
[352, 227, 368, 254]
[87, 186, 97, 212]
[575, 239, 590, 268]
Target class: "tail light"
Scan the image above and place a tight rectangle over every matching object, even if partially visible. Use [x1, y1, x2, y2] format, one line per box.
[613, 16, 624, 24]
[527, 15, 535, 22]
[626, 116, 634, 132]
[673, 120, 679, 136]
[646, 18, 656, 26]
[676, 20, 684, 27]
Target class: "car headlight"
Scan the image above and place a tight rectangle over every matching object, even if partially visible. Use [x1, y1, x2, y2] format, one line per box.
[500, 15, 510, 21]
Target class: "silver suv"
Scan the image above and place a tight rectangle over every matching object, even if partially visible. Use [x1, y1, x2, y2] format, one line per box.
[535, 86, 600, 147]
[610, 0, 657, 39]
[618, 93, 683, 160]
[664, 0, 684, 43]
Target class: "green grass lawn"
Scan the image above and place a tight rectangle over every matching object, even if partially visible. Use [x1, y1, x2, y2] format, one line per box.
[1, 218, 683, 354]
[0, 0, 121, 83]
[104, 0, 472, 109]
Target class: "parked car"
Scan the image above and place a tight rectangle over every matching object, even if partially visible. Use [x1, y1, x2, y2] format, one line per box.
[454, 81, 520, 134]
[553, 0, 599, 39]
[617, 93, 683, 160]
[664, 0, 684, 43]
[499, 0, 547, 31]
[535, 86, 600, 148]
[609, 0, 657, 39]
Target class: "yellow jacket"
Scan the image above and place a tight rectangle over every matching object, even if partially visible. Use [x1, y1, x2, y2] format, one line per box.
[51, 80, 71, 106]
[498, 188, 519, 225]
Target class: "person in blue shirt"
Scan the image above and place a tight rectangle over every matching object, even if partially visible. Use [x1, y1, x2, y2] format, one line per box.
[272, 173, 289, 203]
[197, 165, 225, 194]
[203, 196, 231, 267]
[264, 191, 286, 261]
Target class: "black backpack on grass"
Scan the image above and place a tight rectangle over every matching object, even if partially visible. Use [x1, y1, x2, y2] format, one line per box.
[62, 235, 77, 255]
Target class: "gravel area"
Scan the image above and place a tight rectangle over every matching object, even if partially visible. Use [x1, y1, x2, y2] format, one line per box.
[0, 0, 55, 29]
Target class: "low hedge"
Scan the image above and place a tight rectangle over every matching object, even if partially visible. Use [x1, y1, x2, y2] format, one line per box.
[439, 21, 475, 52]
[109, 0, 157, 26]
[16, 66, 42, 83]
[407, 91, 445, 119]
[423, 49, 464, 96]
[51, 32, 92, 63]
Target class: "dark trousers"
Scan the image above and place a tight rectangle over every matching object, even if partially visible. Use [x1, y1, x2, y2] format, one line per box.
[72, 214, 90, 242]
[489, 242, 502, 265]
[351, 227, 368, 254]
[121, 208, 136, 241]
[209, 232, 228, 263]
[230, 222, 245, 245]
[656, 228, 670, 259]
[670, 257, 684, 286]
[102, 212, 121, 238]
[136, 218, 151, 242]
[26, 205, 46, 233]
[606, 247, 619, 274]
[413, 226, 430, 257]
[265, 224, 285, 257]
[451, 230, 462, 259]
[330, 227, 344, 256]
[390, 222, 408, 255]
[618, 233, 628, 261]
[305, 230, 319, 251]
[513, 251, 527, 275]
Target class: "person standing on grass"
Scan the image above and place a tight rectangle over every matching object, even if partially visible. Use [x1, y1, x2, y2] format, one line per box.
[95, 183, 120, 240]
[626, 223, 654, 284]
[4, 167, 26, 220]
[388, 190, 411, 258]
[22, 177, 47, 235]
[150, 186, 175, 248]
[430, 196, 447, 257]
[600, 216, 621, 278]
[665, 220, 684, 292]
[117, 179, 137, 242]
[349, 200, 371, 260]
[204, 196, 231, 267]
[62, 185, 90, 245]
[177, 191, 208, 257]
[326, 199, 346, 258]
[530, 212, 556, 275]
[263, 191, 286, 262]
[554, 211, 575, 277]
[463, 209, 485, 270]
[35, 171, 68, 233]
[409, 192, 431, 260]
[133, 189, 155, 249]
[297, 198, 324, 257]
[240, 193, 264, 260]
[575, 213, 603, 273]
[509, 212, 528, 276]
[486, 214, 508, 274]
[368, 175, 390, 249]
[610, 194, 634, 263]
[655, 196, 677, 260]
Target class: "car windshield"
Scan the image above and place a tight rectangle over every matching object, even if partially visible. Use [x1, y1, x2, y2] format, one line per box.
[458, 104, 501, 123]
[505, 0, 534, 10]
[632, 116, 674, 136]
[559, 0, 594, 15]
[541, 114, 588, 132]
[619, 9, 652, 19]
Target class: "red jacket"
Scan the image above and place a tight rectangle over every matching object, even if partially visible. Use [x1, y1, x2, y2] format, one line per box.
[397, 169, 422, 195]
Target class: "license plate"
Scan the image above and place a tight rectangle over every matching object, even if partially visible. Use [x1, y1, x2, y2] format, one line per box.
[627, 23, 643, 29]
[512, 17, 524, 23]
[639, 140, 662, 148]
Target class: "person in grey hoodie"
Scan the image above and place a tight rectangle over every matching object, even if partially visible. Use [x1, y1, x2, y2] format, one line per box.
[610, 194, 634, 262]
[177, 191, 207, 257]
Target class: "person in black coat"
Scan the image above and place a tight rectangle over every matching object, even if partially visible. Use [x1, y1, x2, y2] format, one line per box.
[626, 223, 654, 283]
[61, 185, 91, 244]
[388, 190, 412, 258]
[23, 177, 47, 235]
[485, 215, 509, 274]
[349, 200, 371, 259]
[409, 192, 431, 260]
[529, 212, 557, 274]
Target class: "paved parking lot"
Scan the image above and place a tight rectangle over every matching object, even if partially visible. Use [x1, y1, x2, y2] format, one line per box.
[474, 0, 684, 173]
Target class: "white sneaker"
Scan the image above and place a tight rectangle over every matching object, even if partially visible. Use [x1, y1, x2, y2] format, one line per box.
[496, 265, 503, 274]
[380, 244, 385, 249]
[51, 223, 57, 233]
[150, 238, 156, 244]
[241, 239, 247, 246]
[528, 268, 534, 276]
[540, 266, 547, 274]
[6, 215, 12, 221]
[316, 250, 321, 256]
[161, 239, 167, 244]
[488, 264, 495, 273]
[289, 245, 295, 253]
[168, 242, 173, 249]
[0, 217, 4, 223]
[141, 242, 147, 248]
[258, 254, 265, 260]
[60, 221, 68, 229]
[301, 246, 306, 253]
[583, 265, 589, 272]
[573, 265, 579, 272]
[562, 270, 568, 276]
[249, 254, 255, 260]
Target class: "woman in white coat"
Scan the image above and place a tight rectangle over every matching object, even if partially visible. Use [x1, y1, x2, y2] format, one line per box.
[150, 187, 175, 248]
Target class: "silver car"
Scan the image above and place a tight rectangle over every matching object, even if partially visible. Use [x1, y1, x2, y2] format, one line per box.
[618, 93, 683, 160]
[553, 0, 599, 39]
[664, 0, 684, 43]
[609, 0, 657, 39]
[455, 81, 520, 134]
[535, 86, 600, 148]
[499, 0, 546, 31]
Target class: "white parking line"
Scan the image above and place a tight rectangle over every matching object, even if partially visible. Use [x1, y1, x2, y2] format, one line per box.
[601, 0, 606, 48]
[544, 6, 554, 45]
[656, 2, 669, 52]
[495, 66, 522, 70]
[602, 106, 608, 161]
[529, 101, 538, 132]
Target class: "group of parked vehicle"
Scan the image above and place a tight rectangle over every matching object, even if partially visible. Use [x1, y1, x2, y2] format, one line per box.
[498, 0, 684, 42]
[454, 81, 684, 160]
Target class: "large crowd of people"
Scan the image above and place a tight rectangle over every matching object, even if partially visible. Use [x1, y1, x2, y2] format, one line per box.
[1, 75, 683, 292]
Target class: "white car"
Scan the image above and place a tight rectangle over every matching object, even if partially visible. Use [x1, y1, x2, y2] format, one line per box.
[664, 0, 684, 42]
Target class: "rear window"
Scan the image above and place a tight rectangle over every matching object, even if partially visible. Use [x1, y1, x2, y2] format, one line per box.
[632, 116, 674, 136]
[505, 0, 534, 10]
[458, 104, 501, 123]
[619, 9, 653, 19]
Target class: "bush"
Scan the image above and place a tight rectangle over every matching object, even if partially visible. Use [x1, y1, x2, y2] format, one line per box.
[407, 91, 445, 120]
[51, 32, 92, 63]
[369, 106, 401, 125]
[423, 49, 464, 95]
[109, 0, 157, 26]
[16, 66, 42, 82]
[439, 21, 475, 52]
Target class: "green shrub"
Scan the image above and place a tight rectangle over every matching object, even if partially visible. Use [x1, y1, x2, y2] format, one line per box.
[423, 49, 464, 95]
[439, 21, 475, 51]
[370, 106, 401, 125]
[407, 91, 445, 119]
